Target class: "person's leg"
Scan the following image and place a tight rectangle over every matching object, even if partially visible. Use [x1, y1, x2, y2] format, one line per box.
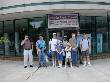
[24, 50, 28, 68]
[38, 50, 42, 67]
[72, 50, 78, 67]
[42, 49, 46, 66]
[86, 50, 91, 66]
[52, 51, 56, 67]
[62, 51, 66, 66]
[29, 49, 33, 67]
[59, 54, 63, 67]
[57, 53, 62, 68]
[83, 52, 87, 66]
[59, 61, 62, 67]
[71, 50, 74, 65]
[74, 51, 79, 66]
[87, 56, 91, 64]
[78, 47, 83, 64]
[58, 59, 62, 68]
[65, 58, 67, 68]
[69, 58, 73, 68]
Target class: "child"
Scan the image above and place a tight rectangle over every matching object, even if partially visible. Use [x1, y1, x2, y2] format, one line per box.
[56, 40, 64, 68]
[65, 42, 72, 68]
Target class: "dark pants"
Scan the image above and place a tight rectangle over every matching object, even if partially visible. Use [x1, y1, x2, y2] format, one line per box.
[77, 47, 82, 63]
[71, 49, 78, 65]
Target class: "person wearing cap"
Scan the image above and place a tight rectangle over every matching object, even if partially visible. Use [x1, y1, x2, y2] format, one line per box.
[65, 42, 72, 68]
[80, 33, 91, 66]
[69, 33, 79, 67]
[49, 33, 58, 67]
[21, 35, 33, 68]
[36, 34, 47, 67]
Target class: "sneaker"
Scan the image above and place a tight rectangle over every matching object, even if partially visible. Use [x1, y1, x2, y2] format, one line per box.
[24, 66, 27, 68]
[30, 65, 33, 67]
[58, 65, 61, 68]
[65, 65, 67, 68]
[80, 61, 83, 64]
[70, 65, 73, 68]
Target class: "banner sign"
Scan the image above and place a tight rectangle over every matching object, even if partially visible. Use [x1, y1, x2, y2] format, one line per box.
[48, 14, 79, 28]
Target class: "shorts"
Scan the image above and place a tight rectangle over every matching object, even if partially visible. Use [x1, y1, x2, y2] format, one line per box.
[51, 51, 57, 59]
[81, 50, 89, 56]
[66, 52, 71, 59]
[57, 53, 63, 61]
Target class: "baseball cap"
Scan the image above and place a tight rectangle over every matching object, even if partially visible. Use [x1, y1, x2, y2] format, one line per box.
[53, 33, 56, 35]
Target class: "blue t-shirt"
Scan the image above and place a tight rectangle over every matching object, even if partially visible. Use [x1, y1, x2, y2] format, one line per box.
[76, 35, 83, 47]
[36, 40, 46, 49]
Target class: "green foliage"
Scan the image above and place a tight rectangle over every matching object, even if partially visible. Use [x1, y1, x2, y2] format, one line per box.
[0, 36, 10, 44]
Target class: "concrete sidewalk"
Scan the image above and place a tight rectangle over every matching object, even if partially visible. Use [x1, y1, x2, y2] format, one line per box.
[0, 59, 110, 82]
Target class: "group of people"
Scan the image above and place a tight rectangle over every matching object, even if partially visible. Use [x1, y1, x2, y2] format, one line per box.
[21, 32, 91, 68]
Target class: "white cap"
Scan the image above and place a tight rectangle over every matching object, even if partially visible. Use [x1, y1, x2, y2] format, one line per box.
[53, 33, 56, 35]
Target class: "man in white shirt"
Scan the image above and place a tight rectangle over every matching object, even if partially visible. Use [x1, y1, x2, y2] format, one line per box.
[49, 33, 58, 67]
[80, 34, 91, 66]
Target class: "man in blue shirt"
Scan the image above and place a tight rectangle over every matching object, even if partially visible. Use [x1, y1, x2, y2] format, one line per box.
[76, 32, 83, 64]
[36, 34, 46, 67]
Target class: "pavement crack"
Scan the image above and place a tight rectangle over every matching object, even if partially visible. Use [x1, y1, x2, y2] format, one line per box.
[25, 67, 40, 81]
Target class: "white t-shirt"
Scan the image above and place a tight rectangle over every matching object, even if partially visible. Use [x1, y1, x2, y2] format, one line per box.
[80, 38, 90, 51]
[65, 47, 71, 59]
[49, 38, 58, 51]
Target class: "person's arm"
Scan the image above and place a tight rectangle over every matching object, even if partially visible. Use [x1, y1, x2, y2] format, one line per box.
[68, 47, 72, 51]
[65, 47, 67, 51]
[36, 41, 39, 55]
[60, 45, 64, 54]
[31, 42, 34, 51]
[88, 39, 91, 50]
[49, 39, 51, 51]
[44, 41, 46, 50]
[60, 49, 64, 54]
[80, 41, 82, 51]
[21, 39, 25, 46]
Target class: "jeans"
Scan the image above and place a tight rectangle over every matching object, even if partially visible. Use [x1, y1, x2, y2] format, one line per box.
[24, 49, 33, 66]
[38, 49, 46, 65]
[71, 49, 78, 65]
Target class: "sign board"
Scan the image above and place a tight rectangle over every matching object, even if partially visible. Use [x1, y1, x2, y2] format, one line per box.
[48, 14, 79, 28]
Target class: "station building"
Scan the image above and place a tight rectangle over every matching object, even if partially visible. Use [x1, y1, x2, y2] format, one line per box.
[0, 0, 110, 56]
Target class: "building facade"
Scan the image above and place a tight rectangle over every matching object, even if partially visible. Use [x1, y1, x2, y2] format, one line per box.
[0, 0, 110, 56]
